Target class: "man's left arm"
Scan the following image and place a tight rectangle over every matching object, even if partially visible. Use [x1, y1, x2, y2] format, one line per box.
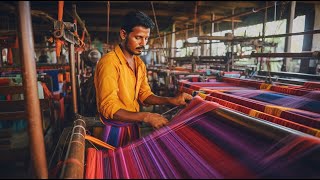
[143, 93, 192, 106]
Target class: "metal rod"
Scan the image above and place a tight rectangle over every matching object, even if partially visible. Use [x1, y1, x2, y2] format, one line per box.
[251, 52, 320, 58]
[161, 106, 180, 116]
[229, 8, 235, 72]
[198, 29, 320, 41]
[77, 51, 81, 75]
[252, 75, 306, 85]
[60, 118, 86, 178]
[17, 1, 48, 178]
[210, 12, 215, 56]
[72, 4, 90, 43]
[69, 43, 78, 114]
[258, 70, 320, 80]
[168, 55, 250, 61]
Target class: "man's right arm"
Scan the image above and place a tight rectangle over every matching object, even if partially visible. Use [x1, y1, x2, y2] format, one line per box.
[95, 57, 123, 119]
[95, 57, 168, 129]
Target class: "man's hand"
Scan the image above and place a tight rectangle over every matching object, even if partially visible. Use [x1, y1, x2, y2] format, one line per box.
[170, 92, 193, 106]
[143, 113, 169, 129]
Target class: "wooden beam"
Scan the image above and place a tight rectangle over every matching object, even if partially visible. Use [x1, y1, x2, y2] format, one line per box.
[197, 1, 261, 9]
[108, 1, 189, 5]
[30, 7, 188, 17]
[173, 14, 242, 24]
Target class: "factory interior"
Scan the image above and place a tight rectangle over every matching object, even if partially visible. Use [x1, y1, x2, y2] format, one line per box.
[1, 1, 320, 178]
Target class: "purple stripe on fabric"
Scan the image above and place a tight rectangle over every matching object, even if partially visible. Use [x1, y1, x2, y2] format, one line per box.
[130, 143, 148, 179]
[160, 129, 220, 178]
[143, 135, 181, 178]
[117, 148, 129, 178]
[142, 138, 167, 178]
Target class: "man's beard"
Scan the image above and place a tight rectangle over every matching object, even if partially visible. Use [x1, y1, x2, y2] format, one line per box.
[125, 39, 143, 56]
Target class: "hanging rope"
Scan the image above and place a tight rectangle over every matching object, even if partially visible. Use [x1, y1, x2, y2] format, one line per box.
[194, 1, 198, 35]
[151, 1, 168, 64]
[72, 4, 90, 45]
[106, 1, 110, 45]
[244, 1, 289, 79]
[271, 1, 289, 43]
[274, 1, 277, 21]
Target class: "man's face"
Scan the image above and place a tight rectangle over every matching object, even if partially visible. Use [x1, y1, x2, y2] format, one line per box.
[124, 26, 150, 56]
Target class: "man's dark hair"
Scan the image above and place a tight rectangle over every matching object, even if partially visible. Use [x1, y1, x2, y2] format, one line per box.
[121, 11, 155, 33]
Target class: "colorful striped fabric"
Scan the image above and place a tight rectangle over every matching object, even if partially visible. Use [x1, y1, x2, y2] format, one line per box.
[85, 96, 320, 178]
[304, 81, 320, 90]
[209, 90, 320, 129]
[99, 114, 141, 148]
[178, 79, 320, 130]
[223, 89, 320, 114]
[204, 94, 320, 138]
[222, 77, 320, 98]
[178, 80, 256, 91]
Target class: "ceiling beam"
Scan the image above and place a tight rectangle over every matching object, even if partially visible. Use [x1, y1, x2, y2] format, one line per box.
[197, 1, 261, 9]
[173, 15, 242, 23]
[30, 7, 190, 17]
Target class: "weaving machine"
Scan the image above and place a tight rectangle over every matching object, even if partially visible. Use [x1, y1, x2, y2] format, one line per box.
[179, 77, 320, 138]
[57, 76, 320, 179]
[80, 96, 320, 178]
[59, 96, 320, 178]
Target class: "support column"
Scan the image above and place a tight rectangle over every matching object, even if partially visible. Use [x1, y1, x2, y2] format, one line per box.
[300, 5, 315, 73]
[312, 3, 320, 74]
[69, 43, 78, 114]
[17, 1, 48, 178]
[170, 22, 176, 67]
[171, 22, 176, 58]
[199, 23, 205, 56]
[284, 1, 296, 72]
[163, 35, 166, 64]
[210, 12, 215, 56]
[228, 8, 235, 72]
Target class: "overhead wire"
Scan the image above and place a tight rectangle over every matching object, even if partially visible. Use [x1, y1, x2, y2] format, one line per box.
[107, 1, 110, 45]
[193, 1, 198, 35]
[150, 1, 168, 65]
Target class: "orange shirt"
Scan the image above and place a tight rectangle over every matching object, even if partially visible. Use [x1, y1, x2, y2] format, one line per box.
[94, 45, 153, 119]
